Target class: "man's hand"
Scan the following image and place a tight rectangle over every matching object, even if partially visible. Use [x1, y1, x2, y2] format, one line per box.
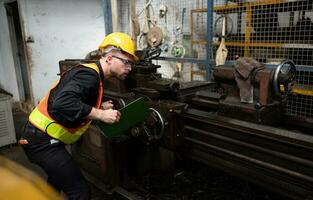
[101, 100, 114, 110]
[87, 107, 121, 124]
[98, 108, 121, 124]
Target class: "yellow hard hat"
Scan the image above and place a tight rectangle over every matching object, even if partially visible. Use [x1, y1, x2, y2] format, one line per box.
[99, 32, 138, 61]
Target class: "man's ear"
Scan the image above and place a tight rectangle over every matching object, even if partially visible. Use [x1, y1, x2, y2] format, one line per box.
[106, 55, 113, 62]
[105, 55, 112, 64]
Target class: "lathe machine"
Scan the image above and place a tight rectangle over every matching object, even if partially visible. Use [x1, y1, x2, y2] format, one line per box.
[60, 48, 313, 200]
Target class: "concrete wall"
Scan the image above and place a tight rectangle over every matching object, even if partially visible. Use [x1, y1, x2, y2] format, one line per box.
[0, 0, 105, 103]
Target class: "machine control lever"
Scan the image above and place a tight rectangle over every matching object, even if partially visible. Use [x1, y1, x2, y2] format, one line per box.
[273, 60, 296, 98]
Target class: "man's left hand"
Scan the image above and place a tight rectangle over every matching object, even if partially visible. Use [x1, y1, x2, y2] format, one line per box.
[101, 100, 114, 110]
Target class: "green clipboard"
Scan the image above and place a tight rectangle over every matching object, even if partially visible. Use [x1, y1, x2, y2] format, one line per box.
[96, 97, 150, 138]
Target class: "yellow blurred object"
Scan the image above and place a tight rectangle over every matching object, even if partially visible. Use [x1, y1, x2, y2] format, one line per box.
[98, 32, 138, 61]
[0, 156, 61, 200]
[279, 84, 285, 93]
[291, 85, 313, 96]
[292, 88, 313, 96]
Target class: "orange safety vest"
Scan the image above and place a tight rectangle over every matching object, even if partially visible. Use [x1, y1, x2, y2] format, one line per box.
[29, 63, 103, 144]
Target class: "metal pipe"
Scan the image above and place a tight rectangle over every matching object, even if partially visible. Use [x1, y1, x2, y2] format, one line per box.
[206, 0, 213, 80]
[102, 0, 113, 34]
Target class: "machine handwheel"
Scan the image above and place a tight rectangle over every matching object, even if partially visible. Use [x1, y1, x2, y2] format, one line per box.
[273, 59, 296, 97]
[145, 108, 165, 141]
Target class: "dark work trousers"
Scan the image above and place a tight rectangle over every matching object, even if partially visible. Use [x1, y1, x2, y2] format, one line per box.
[20, 122, 90, 200]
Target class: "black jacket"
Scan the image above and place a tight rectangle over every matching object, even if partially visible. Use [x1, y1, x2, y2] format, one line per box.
[47, 62, 104, 128]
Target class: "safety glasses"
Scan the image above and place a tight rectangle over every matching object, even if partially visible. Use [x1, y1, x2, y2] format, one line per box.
[112, 55, 135, 68]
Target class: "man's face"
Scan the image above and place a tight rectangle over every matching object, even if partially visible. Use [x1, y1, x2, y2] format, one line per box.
[109, 52, 134, 80]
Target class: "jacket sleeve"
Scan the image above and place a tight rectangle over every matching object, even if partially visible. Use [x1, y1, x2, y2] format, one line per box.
[50, 68, 100, 122]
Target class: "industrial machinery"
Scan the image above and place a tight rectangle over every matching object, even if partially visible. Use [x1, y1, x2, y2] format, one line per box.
[60, 48, 312, 200]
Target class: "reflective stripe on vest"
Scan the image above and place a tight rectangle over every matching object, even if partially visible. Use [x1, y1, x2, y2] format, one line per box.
[29, 63, 103, 144]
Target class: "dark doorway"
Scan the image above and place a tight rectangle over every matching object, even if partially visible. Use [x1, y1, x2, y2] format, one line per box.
[5, 1, 31, 103]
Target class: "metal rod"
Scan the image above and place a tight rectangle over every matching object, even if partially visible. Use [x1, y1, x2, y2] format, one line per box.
[155, 56, 206, 64]
[206, 0, 213, 80]
[102, 0, 113, 34]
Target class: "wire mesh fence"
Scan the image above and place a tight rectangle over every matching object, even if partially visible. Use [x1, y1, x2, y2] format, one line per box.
[213, 1, 313, 121]
[213, 1, 313, 64]
[118, 0, 313, 123]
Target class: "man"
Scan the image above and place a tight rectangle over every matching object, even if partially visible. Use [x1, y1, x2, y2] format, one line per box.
[19, 32, 138, 200]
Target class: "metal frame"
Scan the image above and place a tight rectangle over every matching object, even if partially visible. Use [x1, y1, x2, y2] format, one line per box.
[155, 56, 206, 64]
[102, 0, 113, 35]
[206, 0, 213, 80]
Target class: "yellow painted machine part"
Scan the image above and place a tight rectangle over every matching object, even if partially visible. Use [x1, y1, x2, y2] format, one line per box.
[214, 0, 286, 13]
[0, 156, 61, 200]
[280, 84, 313, 96]
[292, 88, 313, 96]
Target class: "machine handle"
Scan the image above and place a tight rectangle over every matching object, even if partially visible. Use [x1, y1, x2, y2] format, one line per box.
[147, 107, 165, 140]
[273, 60, 296, 98]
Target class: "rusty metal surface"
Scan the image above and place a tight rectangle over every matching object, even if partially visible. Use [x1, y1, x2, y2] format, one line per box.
[180, 108, 313, 199]
[210, 65, 285, 124]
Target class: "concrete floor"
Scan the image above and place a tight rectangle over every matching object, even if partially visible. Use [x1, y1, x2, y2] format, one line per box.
[0, 106, 46, 178]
